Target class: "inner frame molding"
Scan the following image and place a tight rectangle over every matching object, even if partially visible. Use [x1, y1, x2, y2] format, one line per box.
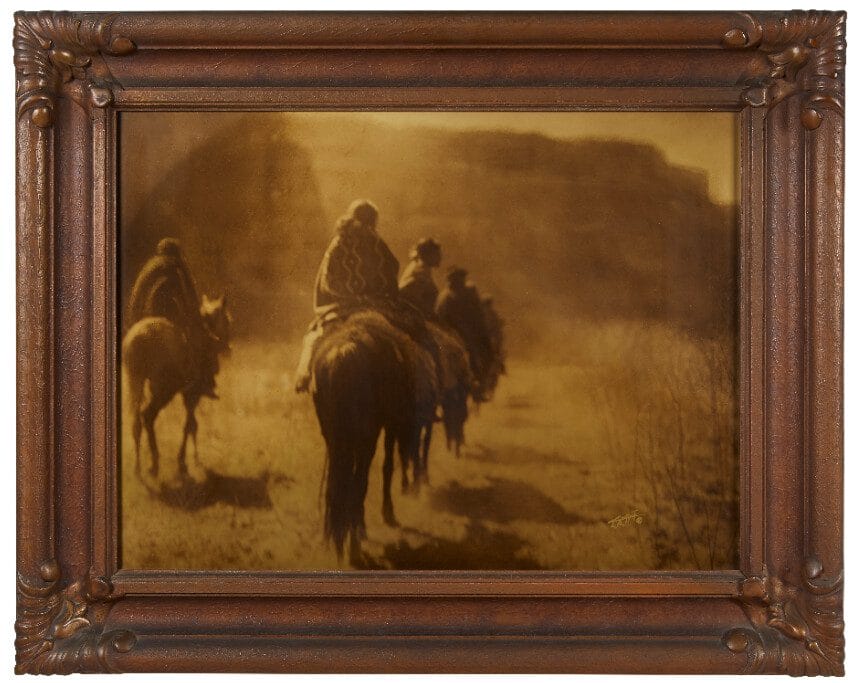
[14, 11, 844, 675]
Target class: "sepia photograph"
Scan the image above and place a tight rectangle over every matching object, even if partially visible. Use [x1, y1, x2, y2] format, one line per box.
[119, 111, 739, 571]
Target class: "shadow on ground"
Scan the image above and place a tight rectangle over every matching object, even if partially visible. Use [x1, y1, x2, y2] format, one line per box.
[430, 475, 589, 525]
[145, 468, 292, 510]
[359, 521, 543, 570]
[466, 442, 589, 470]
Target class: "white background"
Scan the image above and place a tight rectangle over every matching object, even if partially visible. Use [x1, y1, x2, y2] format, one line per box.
[0, 0, 853, 681]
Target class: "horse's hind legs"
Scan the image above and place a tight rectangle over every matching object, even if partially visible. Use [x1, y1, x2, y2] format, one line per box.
[346, 442, 374, 567]
[382, 430, 397, 527]
[354, 449, 372, 541]
[141, 391, 170, 478]
[398, 437, 412, 494]
[418, 423, 432, 487]
[128, 373, 144, 477]
[404, 429, 424, 494]
[132, 410, 143, 476]
[348, 530, 363, 567]
[142, 413, 161, 478]
[178, 395, 200, 477]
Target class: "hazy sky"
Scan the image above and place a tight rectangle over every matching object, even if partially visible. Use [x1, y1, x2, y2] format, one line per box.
[364, 112, 738, 205]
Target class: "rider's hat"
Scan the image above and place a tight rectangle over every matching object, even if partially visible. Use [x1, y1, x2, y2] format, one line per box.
[411, 237, 441, 261]
[447, 266, 468, 283]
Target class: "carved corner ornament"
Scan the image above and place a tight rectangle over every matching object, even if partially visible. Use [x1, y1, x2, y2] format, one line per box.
[724, 558, 844, 676]
[13, 11, 135, 129]
[723, 11, 846, 130]
[15, 560, 135, 674]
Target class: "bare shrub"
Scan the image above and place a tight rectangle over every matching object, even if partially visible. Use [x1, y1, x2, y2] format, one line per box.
[588, 323, 738, 570]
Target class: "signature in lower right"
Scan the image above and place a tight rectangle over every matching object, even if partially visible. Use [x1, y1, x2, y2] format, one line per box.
[607, 509, 644, 529]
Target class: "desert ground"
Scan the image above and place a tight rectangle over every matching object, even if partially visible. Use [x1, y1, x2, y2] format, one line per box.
[120, 323, 738, 571]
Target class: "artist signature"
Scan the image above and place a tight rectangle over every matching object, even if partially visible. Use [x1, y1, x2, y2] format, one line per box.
[607, 510, 644, 528]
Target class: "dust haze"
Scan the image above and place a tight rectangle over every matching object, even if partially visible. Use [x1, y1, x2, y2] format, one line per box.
[119, 112, 739, 571]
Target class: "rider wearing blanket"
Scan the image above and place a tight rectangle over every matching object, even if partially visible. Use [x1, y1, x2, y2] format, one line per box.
[127, 238, 219, 399]
[436, 267, 493, 401]
[313, 200, 400, 315]
[294, 199, 441, 394]
[128, 238, 201, 329]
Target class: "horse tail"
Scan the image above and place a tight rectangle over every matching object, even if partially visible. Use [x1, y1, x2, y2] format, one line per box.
[125, 363, 145, 417]
[122, 325, 147, 416]
[121, 317, 185, 413]
[311, 337, 378, 558]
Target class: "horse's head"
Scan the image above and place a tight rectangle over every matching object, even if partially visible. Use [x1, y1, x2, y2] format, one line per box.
[200, 294, 232, 354]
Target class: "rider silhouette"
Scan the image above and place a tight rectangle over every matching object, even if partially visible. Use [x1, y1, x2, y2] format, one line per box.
[127, 238, 201, 329]
[294, 200, 400, 392]
[436, 267, 493, 400]
[312, 199, 400, 315]
[399, 238, 442, 318]
[127, 238, 217, 398]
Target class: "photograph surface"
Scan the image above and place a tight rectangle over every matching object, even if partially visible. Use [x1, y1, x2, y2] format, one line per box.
[119, 111, 739, 571]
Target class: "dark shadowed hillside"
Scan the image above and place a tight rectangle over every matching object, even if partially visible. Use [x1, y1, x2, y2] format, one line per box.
[120, 114, 329, 337]
[121, 113, 737, 353]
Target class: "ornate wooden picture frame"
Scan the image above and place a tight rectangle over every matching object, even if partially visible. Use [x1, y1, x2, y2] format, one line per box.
[14, 11, 844, 674]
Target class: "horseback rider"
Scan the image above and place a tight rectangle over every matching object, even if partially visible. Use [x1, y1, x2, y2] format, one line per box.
[294, 199, 400, 392]
[295, 201, 449, 395]
[480, 294, 506, 398]
[436, 267, 493, 400]
[399, 238, 442, 318]
[127, 238, 218, 398]
[313, 199, 400, 316]
[127, 237, 201, 329]
[481, 295, 506, 375]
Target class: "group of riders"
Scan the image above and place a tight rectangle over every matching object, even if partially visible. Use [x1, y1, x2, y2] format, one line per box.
[126, 199, 505, 415]
[294, 199, 504, 401]
[124, 199, 505, 556]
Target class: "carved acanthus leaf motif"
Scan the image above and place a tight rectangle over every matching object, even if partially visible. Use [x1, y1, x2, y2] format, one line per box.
[723, 11, 846, 130]
[15, 559, 136, 674]
[13, 11, 135, 128]
[724, 558, 844, 676]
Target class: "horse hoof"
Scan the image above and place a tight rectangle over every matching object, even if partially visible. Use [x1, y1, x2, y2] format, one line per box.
[348, 540, 363, 567]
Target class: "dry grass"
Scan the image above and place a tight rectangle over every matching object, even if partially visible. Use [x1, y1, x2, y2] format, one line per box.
[120, 323, 737, 571]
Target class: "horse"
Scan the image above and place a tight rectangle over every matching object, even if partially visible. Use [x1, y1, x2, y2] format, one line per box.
[123, 295, 231, 479]
[310, 310, 434, 561]
[386, 325, 440, 495]
[424, 301, 506, 462]
[431, 323, 473, 460]
[396, 322, 473, 491]
[479, 297, 506, 402]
